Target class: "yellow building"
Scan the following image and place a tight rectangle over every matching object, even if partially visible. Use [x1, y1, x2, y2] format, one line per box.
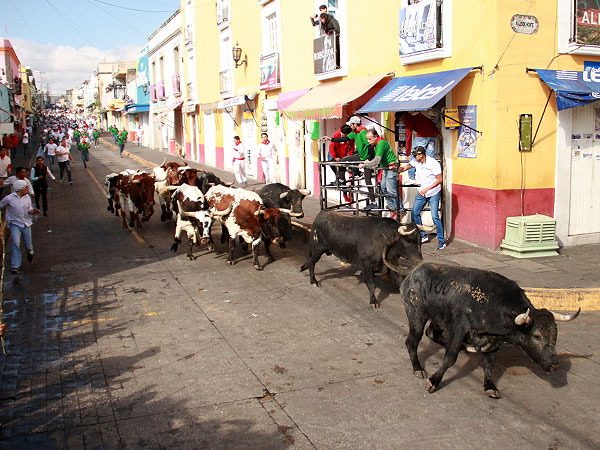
[179, 0, 600, 249]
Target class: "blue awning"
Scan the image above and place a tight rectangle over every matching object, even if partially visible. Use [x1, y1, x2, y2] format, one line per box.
[535, 69, 600, 111]
[126, 104, 150, 114]
[357, 67, 474, 113]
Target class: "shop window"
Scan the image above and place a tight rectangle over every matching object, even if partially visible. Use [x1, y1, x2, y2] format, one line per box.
[558, 0, 600, 55]
[399, 0, 452, 65]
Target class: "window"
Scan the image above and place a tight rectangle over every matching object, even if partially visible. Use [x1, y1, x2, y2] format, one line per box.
[398, 0, 452, 65]
[174, 47, 180, 75]
[217, 0, 230, 26]
[219, 30, 233, 97]
[313, 0, 345, 79]
[266, 13, 278, 52]
[558, 0, 600, 56]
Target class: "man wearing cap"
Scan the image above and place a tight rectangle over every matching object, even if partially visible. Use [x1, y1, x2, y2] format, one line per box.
[324, 116, 376, 206]
[0, 179, 40, 274]
[399, 146, 446, 249]
[360, 129, 405, 221]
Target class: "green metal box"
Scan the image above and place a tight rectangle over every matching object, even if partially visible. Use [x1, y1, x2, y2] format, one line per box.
[500, 214, 559, 258]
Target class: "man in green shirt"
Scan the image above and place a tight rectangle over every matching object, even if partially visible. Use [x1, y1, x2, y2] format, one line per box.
[359, 129, 404, 220]
[73, 128, 81, 145]
[78, 138, 90, 168]
[92, 129, 99, 148]
[117, 129, 127, 157]
[111, 125, 119, 145]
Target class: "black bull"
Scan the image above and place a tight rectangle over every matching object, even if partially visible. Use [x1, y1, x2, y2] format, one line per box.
[400, 263, 580, 398]
[300, 210, 432, 308]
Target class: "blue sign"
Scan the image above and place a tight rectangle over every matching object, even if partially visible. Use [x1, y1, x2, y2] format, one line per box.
[358, 67, 473, 113]
[136, 46, 150, 105]
[536, 69, 600, 111]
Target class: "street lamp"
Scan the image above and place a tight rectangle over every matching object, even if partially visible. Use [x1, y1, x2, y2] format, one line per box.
[232, 42, 247, 68]
[142, 84, 148, 95]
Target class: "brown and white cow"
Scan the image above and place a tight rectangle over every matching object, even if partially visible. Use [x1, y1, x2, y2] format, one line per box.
[170, 184, 214, 259]
[117, 171, 156, 229]
[205, 185, 282, 270]
[153, 160, 184, 222]
[105, 169, 139, 217]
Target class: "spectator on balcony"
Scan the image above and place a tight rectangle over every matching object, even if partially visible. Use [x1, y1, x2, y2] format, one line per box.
[310, 5, 329, 33]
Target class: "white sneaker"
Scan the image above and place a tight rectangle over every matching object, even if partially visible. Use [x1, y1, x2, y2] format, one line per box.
[421, 236, 430, 243]
[404, 179, 420, 186]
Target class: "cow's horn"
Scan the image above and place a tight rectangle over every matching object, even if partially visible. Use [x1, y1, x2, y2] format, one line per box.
[254, 208, 265, 216]
[398, 225, 416, 236]
[416, 224, 436, 233]
[514, 309, 531, 326]
[299, 189, 311, 196]
[551, 307, 581, 322]
[131, 179, 142, 184]
[165, 186, 179, 191]
[223, 181, 233, 187]
[279, 208, 292, 214]
[279, 192, 288, 199]
[382, 242, 409, 274]
[160, 158, 166, 167]
[212, 204, 232, 217]
[208, 182, 215, 186]
[288, 212, 303, 218]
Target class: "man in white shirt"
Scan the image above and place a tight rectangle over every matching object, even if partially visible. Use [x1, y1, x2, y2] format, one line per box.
[21, 131, 29, 157]
[232, 136, 247, 187]
[399, 146, 446, 249]
[44, 138, 58, 171]
[0, 146, 11, 199]
[0, 179, 40, 274]
[56, 138, 74, 185]
[257, 132, 278, 184]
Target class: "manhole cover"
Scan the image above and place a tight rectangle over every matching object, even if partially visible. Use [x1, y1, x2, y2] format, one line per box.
[51, 262, 93, 272]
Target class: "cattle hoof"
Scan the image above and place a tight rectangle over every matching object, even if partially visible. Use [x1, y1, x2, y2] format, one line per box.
[227, 260, 234, 266]
[413, 370, 427, 379]
[254, 264, 263, 271]
[207, 245, 215, 252]
[369, 301, 381, 309]
[187, 255, 195, 261]
[485, 389, 501, 399]
[160, 215, 167, 222]
[170, 244, 178, 252]
[300, 264, 308, 272]
[426, 379, 438, 393]
[278, 242, 286, 249]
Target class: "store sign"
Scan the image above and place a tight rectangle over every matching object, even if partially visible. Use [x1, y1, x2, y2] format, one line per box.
[575, 1, 600, 46]
[313, 34, 337, 75]
[398, 0, 437, 55]
[584, 61, 600, 82]
[260, 52, 281, 90]
[510, 14, 538, 34]
[457, 105, 477, 159]
[444, 108, 460, 129]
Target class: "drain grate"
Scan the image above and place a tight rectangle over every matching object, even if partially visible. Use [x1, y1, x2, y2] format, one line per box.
[51, 262, 93, 272]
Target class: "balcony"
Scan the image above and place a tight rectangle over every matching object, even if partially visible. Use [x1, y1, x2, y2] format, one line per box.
[172, 74, 181, 96]
[219, 69, 232, 98]
[156, 80, 166, 99]
[187, 82, 194, 103]
[150, 84, 156, 102]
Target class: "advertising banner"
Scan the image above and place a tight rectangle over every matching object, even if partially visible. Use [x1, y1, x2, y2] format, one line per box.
[575, 1, 600, 46]
[260, 53, 280, 90]
[457, 105, 477, 159]
[399, 0, 437, 55]
[136, 47, 150, 104]
[313, 34, 337, 75]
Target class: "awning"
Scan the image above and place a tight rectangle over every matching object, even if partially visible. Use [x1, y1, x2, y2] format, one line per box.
[152, 101, 183, 116]
[217, 92, 257, 110]
[282, 74, 390, 120]
[277, 89, 310, 111]
[357, 67, 474, 113]
[126, 104, 150, 114]
[535, 69, 600, 111]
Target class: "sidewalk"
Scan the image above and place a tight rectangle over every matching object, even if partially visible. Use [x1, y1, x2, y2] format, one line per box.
[105, 136, 600, 311]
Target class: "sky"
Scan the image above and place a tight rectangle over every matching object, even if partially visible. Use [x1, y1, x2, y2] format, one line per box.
[2, 0, 181, 94]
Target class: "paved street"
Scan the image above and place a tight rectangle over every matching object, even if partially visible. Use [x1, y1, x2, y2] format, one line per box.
[0, 140, 599, 449]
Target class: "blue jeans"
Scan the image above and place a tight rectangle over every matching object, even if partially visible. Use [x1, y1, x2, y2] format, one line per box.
[46, 155, 55, 170]
[59, 160, 72, 182]
[412, 191, 444, 243]
[380, 169, 402, 211]
[408, 136, 435, 179]
[118, 142, 124, 156]
[81, 152, 89, 167]
[8, 223, 33, 270]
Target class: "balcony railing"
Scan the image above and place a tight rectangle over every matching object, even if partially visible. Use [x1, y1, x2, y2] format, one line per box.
[219, 69, 232, 97]
[156, 80, 166, 99]
[187, 82, 194, 102]
[172, 74, 181, 95]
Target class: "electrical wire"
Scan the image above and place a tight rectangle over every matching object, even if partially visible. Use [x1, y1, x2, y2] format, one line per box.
[86, 0, 147, 37]
[6, 0, 35, 36]
[90, 0, 175, 13]
[44, 0, 98, 48]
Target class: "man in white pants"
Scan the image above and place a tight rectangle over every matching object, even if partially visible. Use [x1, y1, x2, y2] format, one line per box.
[232, 136, 247, 187]
[257, 132, 278, 184]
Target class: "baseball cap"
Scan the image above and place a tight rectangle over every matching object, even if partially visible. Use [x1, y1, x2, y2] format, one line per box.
[411, 146, 426, 156]
[346, 116, 361, 125]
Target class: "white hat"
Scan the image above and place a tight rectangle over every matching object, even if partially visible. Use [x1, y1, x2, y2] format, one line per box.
[13, 180, 28, 192]
[346, 116, 361, 125]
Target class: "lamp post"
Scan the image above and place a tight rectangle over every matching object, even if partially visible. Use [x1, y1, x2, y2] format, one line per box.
[232, 42, 247, 68]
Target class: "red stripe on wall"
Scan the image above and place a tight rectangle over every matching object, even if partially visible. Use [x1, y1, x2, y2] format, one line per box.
[216, 146, 224, 169]
[451, 184, 555, 249]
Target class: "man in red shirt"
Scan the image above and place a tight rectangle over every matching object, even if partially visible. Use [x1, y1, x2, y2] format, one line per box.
[328, 124, 355, 184]
[9, 133, 19, 159]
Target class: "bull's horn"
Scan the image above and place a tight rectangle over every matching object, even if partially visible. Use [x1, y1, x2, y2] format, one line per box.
[514, 309, 531, 326]
[289, 212, 304, 218]
[551, 307, 581, 322]
[279, 192, 288, 199]
[254, 208, 265, 216]
[131, 179, 142, 184]
[208, 182, 216, 186]
[223, 181, 233, 187]
[299, 189, 311, 196]
[416, 224, 436, 233]
[382, 242, 409, 274]
[212, 204, 232, 216]
[398, 225, 417, 236]
[165, 186, 179, 191]
[160, 158, 166, 167]
[279, 208, 292, 214]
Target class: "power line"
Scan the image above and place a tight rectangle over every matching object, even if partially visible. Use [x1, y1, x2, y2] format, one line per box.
[44, 0, 98, 48]
[90, 0, 174, 13]
[7, 0, 34, 36]
[86, 0, 147, 37]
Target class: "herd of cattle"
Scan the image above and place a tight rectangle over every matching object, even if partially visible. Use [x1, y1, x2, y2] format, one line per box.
[103, 161, 580, 399]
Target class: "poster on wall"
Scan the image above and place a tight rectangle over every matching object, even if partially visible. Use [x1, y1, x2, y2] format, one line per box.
[398, 0, 437, 55]
[260, 53, 280, 90]
[457, 105, 477, 159]
[575, 1, 600, 46]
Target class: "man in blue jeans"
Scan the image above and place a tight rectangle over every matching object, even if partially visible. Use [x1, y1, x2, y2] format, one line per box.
[0, 179, 40, 274]
[398, 146, 445, 249]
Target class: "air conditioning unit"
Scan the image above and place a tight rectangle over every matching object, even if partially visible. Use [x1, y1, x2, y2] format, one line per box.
[500, 214, 559, 258]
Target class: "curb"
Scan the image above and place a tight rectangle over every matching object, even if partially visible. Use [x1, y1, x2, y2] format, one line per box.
[102, 138, 600, 312]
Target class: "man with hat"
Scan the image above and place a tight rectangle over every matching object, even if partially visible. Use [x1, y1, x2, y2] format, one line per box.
[398, 146, 446, 249]
[0, 179, 40, 274]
